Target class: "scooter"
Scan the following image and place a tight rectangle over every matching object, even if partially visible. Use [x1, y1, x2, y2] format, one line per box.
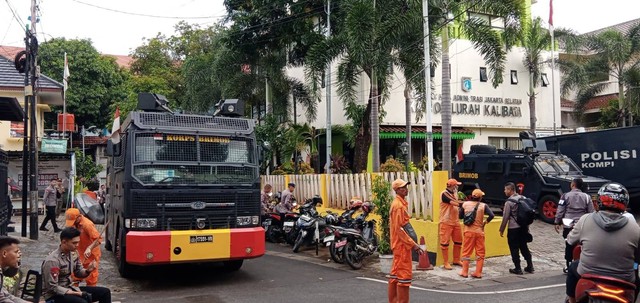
[292, 196, 333, 254]
[571, 245, 637, 303]
[323, 201, 367, 264]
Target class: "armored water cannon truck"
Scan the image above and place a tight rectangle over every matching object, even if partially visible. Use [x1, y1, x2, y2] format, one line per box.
[453, 131, 609, 223]
[104, 93, 264, 277]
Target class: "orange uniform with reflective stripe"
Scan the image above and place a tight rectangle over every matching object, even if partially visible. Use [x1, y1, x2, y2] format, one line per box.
[440, 190, 460, 225]
[459, 201, 489, 277]
[73, 216, 102, 286]
[389, 195, 416, 285]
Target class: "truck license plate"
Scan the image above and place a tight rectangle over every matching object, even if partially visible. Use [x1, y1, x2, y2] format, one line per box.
[283, 221, 294, 227]
[190, 235, 213, 243]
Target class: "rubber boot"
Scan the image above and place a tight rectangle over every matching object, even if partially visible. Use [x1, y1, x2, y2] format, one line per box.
[472, 259, 484, 278]
[397, 285, 410, 303]
[388, 279, 398, 303]
[452, 244, 462, 266]
[459, 260, 469, 278]
[441, 246, 452, 270]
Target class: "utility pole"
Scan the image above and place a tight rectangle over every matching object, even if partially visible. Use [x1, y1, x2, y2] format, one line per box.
[325, 0, 332, 174]
[28, 0, 39, 240]
[422, 0, 434, 174]
[20, 32, 31, 238]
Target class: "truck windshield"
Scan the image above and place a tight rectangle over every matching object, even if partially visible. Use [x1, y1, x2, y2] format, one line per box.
[535, 156, 581, 174]
[132, 133, 257, 185]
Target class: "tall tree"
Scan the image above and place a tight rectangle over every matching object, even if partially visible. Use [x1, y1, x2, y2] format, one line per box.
[305, 0, 419, 172]
[222, 0, 323, 121]
[521, 17, 551, 132]
[38, 38, 130, 129]
[436, 0, 525, 174]
[559, 23, 640, 127]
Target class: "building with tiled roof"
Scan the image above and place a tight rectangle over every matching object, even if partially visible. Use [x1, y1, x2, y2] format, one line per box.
[0, 45, 134, 69]
[560, 19, 640, 130]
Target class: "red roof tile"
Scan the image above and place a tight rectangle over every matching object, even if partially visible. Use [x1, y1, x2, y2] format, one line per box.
[561, 98, 575, 108]
[0, 45, 24, 61]
[0, 45, 133, 69]
[584, 94, 617, 110]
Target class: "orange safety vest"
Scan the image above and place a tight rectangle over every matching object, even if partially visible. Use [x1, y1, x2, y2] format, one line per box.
[440, 190, 460, 225]
[460, 201, 487, 234]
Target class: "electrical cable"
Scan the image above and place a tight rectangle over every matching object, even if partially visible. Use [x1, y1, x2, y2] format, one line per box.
[4, 0, 27, 30]
[70, 0, 224, 19]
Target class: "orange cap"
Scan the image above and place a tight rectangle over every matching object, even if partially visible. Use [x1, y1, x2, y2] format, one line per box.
[391, 179, 411, 191]
[472, 189, 485, 198]
[65, 208, 81, 227]
[447, 179, 462, 187]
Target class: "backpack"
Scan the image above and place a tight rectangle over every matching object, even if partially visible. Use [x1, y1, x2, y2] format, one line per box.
[508, 196, 537, 226]
[463, 203, 480, 226]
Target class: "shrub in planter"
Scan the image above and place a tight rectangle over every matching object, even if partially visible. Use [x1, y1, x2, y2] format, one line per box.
[371, 175, 393, 255]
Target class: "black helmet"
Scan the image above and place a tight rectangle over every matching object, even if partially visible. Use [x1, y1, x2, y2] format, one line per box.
[597, 182, 629, 213]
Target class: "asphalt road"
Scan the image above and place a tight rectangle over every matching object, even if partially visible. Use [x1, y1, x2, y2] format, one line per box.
[111, 243, 567, 303]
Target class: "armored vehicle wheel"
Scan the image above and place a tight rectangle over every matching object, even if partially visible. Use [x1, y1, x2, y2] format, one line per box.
[538, 195, 559, 224]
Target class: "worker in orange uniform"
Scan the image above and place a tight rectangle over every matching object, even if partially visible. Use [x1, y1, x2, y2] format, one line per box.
[439, 179, 463, 270]
[388, 178, 424, 303]
[458, 189, 495, 278]
[66, 208, 102, 286]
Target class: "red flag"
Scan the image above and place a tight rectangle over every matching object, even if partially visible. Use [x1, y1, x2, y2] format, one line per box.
[111, 107, 121, 144]
[456, 141, 464, 163]
[548, 0, 553, 26]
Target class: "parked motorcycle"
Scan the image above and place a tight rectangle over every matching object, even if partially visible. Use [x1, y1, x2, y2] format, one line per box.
[341, 202, 378, 270]
[292, 196, 334, 254]
[324, 200, 367, 264]
[572, 245, 637, 303]
[262, 194, 297, 243]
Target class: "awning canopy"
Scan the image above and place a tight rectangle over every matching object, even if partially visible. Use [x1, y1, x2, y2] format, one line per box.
[0, 97, 24, 121]
[379, 125, 475, 140]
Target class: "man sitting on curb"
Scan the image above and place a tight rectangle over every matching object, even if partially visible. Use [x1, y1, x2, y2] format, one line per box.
[42, 227, 111, 303]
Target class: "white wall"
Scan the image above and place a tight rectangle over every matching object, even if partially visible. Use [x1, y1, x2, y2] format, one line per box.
[288, 39, 562, 135]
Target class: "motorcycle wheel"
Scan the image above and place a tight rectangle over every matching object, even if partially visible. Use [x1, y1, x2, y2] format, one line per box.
[265, 225, 278, 243]
[329, 241, 344, 264]
[285, 227, 298, 245]
[292, 232, 304, 253]
[344, 241, 363, 270]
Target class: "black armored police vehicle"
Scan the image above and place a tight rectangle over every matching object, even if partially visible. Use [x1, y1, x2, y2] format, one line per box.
[453, 132, 609, 223]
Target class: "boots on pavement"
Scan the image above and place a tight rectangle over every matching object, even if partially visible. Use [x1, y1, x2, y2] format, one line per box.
[397, 285, 410, 303]
[452, 243, 462, 266]
[459, 260, 469, 278]
[441, 245, 452, 270]
[472, 259, 484, 278]
[388, 279, 398, 303]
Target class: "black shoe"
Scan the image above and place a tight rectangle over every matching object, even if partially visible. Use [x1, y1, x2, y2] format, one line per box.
[54, 229, 62, 233]
[39, 227, 49, 231]
[509, 268, 523, 275]
[562, 267, 569, 274]
[8, 221, 15, 224]
[524, 266, 534, 274]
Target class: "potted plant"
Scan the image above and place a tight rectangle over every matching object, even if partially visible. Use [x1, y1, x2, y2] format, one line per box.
[371, 175, 393, 274]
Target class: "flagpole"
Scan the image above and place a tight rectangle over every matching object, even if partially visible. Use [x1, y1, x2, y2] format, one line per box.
[63, 52, 67, 143]
[549, 0, 557, 135]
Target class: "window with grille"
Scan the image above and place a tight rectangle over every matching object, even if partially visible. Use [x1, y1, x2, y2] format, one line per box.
[488, 137, 522, 150]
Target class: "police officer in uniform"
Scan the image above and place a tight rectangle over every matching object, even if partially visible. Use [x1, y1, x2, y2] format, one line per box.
[41, 227, 111, 303]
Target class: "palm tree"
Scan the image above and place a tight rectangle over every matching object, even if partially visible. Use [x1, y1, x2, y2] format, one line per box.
[559, 23, 640, 127]
[521, 17, 552, 132]
[305, 0, 417, 172]
[436, 0, 525, 174]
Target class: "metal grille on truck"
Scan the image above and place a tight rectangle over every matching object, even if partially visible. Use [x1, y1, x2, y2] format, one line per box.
[131, 191, 259, 231]
[134, 112, 251, 132]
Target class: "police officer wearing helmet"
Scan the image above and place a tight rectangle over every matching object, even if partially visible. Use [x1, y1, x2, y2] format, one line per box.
[564, 183, 640, 303]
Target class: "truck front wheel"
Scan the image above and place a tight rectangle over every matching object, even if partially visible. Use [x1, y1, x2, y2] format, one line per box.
[115, 228, 135, 278]
[222, 260, 244, 271]
[538, 195, 559, 224]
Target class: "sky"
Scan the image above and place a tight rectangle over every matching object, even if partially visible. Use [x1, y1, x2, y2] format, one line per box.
[1, 0, 639, 56]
